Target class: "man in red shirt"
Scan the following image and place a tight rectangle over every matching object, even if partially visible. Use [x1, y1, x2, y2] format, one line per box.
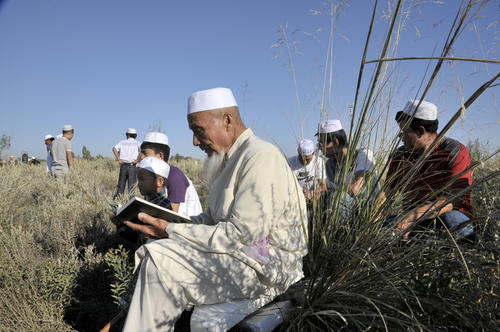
[376, 100, 474, 240]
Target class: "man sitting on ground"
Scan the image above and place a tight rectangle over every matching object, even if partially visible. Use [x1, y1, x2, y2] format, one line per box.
[375, 100, 474, 240]
[122, 87, 308, 331]
[317, 119, 378, 200]
[140, 131, 202, 216]
[288, 138, 327, 204]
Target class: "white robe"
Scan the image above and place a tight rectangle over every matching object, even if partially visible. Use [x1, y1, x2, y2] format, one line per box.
[123, 128, 308, 331]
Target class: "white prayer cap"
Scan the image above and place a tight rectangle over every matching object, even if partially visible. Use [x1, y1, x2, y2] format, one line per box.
[187, 87, 238, 115]
[63, 124, 73, 131]
[144, 132, 168, 146]
[317, 119, 343, 135]
[126, 128, 137, 134]
[137, 156, 170, 179]
[399, 100, 437, 121]
[44, 134, 54, 140]
[298, 139, 315, 156]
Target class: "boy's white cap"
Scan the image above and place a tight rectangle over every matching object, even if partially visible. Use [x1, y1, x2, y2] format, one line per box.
[298, 139, 315, 156]
[144, 132, 168, 146]
[44, 134, 54, 140]
[63, 124, 73, 131]
[137, 156, 170, 179]
[187, 87, 238, 115]
[317, 119, 342, 134]
[401, 100, 437, 121]
[126, 128, 137, 134]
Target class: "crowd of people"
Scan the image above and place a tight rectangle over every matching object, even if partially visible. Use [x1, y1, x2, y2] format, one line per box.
[34, 87, 475, 331]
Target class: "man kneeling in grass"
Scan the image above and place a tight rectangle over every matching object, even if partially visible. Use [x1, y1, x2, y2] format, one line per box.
[375, 100, 475, 241]
[317, 119, 379, 207]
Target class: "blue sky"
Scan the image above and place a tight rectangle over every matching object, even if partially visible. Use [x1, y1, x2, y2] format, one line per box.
[0, 0, 498, 159]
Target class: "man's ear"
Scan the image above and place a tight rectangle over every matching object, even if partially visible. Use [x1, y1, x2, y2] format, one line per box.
[417, 126, 426, 137]
[156, 176, 165, 188]
[223, 112, 232, 128]
[158, 151, 165, 160]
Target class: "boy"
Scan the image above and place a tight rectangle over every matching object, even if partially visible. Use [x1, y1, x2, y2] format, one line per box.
[140, 132, 202, 216]
[114, 156, 172, 244]
[136, 156, 171, 209]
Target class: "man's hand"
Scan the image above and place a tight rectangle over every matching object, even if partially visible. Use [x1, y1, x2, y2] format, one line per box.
[303, 189, 314, 201]
[118, 159, 125, 165]
[396, 217, 413, 239]
[124, 212, 169, 239]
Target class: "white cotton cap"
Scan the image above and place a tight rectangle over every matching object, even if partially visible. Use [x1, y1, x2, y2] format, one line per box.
[63, 124, 73, 131]
[401, 100, 437, 121]
[138, 156, 170, 179]
[144, 132, 168, 146]
[127, 128, 137, 134]
[187, 87, 238, 115]
[317, 119, 342, 134]
[44, 134, 54, 140]
[298, 139, 315, 156]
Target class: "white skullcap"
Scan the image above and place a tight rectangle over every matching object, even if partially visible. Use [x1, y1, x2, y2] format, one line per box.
[137, 156, 170, 179]
[187, 87, 238, 115]
[401, 100, 437, 121]
[126, 128, 137, 134]
[44, 134, 54, 140]
[144, 132, 168, 146]
[298, 139, 315, 156]
[317, 119, 342, 134]
[63, 124, 73, 131]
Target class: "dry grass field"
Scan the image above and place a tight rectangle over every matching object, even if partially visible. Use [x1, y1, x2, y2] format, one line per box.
[1, 1, 498, 331]
[0, 151, 498, 331]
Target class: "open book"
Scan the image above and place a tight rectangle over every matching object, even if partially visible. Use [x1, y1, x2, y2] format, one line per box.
[115, 196, 191, 225]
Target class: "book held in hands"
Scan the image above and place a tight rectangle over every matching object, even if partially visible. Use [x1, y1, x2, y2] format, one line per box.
[115, 196, 191, 225]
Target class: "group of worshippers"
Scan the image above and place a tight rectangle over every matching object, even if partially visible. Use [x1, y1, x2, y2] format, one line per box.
[288, 99, 474, 241]
[109, 87, 475, 331]
[44, 124, 75, 178]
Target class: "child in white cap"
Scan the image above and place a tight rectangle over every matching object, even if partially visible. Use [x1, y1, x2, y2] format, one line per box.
[116, 156, 173, 245]
[136, 157, 172, 209]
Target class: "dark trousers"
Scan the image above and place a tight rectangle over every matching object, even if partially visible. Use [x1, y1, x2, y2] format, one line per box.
[115, 163, 137, 197]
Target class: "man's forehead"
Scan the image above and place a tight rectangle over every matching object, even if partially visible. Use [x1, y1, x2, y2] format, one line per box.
[188, 111, 210, 127]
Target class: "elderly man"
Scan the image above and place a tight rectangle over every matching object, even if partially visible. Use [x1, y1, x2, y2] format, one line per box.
[317, 119, 378, 199]
[44, 134, 55, 174]
[122, 87, 308, 331]
[288, 138, 327, 203]
[51, 124, 75, 178]
[376, 100, 474, 240]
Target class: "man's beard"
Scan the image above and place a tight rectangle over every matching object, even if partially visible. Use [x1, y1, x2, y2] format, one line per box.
[202, 152, 226, 186]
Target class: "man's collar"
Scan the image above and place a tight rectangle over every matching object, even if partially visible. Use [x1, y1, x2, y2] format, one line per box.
[226, 128, 253, 161]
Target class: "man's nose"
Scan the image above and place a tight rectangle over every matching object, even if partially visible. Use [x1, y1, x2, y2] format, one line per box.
[193, 134, 200, 146]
